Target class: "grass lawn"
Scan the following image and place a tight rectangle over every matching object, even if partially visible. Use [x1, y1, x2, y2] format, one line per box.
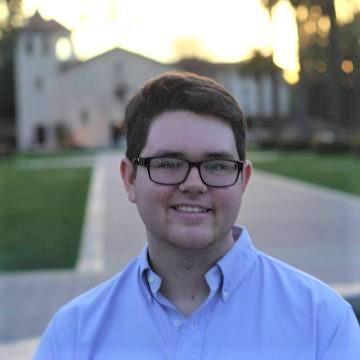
[15, 148, 99, 160]
[0, 155, 92, 271]
[1, 149, 359, 272]
[248, 150, 360, 197]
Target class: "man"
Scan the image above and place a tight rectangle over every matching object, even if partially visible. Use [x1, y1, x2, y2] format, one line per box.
[34, 72, 360, 359]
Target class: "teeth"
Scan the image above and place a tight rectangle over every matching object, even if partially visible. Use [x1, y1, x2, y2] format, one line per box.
[175, 205, 208, 213]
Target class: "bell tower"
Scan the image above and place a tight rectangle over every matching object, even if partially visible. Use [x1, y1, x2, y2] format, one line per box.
[15, 11, 74, 150]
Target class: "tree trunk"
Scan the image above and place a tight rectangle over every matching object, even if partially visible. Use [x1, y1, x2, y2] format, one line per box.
[293, 23, 310, 134]
[323, 0, 342, 128]
[255, 75, 265, 118]
[270, 65, 280, 129]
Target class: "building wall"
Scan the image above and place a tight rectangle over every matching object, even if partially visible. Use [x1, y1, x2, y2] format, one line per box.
[15, 23, 175, 150]
[15, 30, 69, 150]
[58, 49, 173, 147]
[15, 26, 291, 151]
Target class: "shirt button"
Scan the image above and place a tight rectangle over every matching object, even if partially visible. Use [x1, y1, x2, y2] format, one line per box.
[223, 290, 229, 300]
[148, 274, 154, 283]
[174, 320, 182, 328]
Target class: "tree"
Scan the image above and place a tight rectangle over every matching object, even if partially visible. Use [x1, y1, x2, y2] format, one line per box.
[0, 0, 23, 150]
[172, 37, 212, 61]
[262, 0, 359, 131]
[240, 51, 282, 124]
[337, 13, 360, 128]
[0, 0, 22, 34]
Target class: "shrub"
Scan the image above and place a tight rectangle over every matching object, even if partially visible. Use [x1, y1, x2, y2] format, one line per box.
[256, 129, 278, 149]
[348, 134, 360, 156]
[310, 130, 350, 154]
[276, 127, 309, 150]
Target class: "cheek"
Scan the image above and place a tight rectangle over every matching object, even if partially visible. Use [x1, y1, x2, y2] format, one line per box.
[135, 184, 172, 215]
[214, 188, 243, 215]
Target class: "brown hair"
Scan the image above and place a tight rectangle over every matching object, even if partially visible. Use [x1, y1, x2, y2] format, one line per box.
[124, 71, 247, 160]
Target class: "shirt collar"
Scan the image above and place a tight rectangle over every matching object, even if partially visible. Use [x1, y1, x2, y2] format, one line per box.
[138, 225, 258, 301]
[216, 225, 258, 301]
[138, 247, 162, 298]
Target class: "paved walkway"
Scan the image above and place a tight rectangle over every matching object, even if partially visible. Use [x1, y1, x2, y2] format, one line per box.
[1, 151, 360, 358]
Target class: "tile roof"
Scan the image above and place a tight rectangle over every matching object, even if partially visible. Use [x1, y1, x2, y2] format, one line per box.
[21, 11, 69, 33]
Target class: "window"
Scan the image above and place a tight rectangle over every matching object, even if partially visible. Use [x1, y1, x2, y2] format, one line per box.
[114, 62, 123, 74]
[42, 35, 50, 55]
[80, 109, 90, 125]
[25, 37, 33, 54]
[34, 125, 47, 145]
[34, 76, 44, 91]
[114, 84, 128, 101]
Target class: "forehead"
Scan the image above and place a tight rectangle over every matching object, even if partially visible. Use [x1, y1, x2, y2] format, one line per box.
[141, 111, 238, 158]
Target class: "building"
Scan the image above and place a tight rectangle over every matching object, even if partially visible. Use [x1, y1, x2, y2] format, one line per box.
[15, 12, 290, 151]
[15, 12, 174, 150]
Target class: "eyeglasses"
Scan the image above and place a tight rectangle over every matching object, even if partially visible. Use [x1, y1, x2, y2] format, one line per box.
[132, 156, 244, 188]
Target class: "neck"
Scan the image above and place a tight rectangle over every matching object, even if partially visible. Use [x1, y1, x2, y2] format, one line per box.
[147, 236, 234, 316]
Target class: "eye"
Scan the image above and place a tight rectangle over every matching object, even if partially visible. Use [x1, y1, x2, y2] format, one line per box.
[151, 158, 184, 169]
[204, 160, 236, 172]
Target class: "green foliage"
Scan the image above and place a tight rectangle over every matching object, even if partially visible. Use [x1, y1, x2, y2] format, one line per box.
[0, 158, 91, 270]
[0, 0, 23, 35]
[0, 0, 23, 118]
[239, 51, 280, 76]
[340, 15, 360, 59]
[0, 34, 15, 117]
[262, 0, 359, 128]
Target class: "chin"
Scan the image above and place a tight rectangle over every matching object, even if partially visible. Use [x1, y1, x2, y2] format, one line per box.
[167, 227, 216, 251]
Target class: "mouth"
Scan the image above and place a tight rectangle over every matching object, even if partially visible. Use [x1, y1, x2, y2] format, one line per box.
[170, 205, 212, 214]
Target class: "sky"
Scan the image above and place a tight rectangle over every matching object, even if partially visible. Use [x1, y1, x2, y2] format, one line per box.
[18, 0, 360, 83]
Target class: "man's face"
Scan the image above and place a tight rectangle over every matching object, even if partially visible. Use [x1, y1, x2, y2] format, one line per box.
[121, 111, 251, 255]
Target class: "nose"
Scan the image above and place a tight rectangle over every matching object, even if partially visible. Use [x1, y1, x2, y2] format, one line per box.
[178, 166, 207, 193]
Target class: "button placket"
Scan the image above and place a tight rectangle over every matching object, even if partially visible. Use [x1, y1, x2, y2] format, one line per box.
[174, 319, 182, 328]
[173, 313, 205, 360]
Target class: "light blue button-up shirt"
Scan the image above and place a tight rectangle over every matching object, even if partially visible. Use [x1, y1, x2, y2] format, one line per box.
[34, 226, 360, 359]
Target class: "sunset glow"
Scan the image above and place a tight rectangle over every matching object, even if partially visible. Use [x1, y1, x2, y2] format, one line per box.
[271, 1, 300, 83]
[21, 0, 360, 84]
[335, 0, 360, 24]
[22, 0, 293, 64]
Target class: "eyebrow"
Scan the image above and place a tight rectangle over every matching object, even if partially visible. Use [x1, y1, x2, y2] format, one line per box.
[151, 150, 186, 157]
[150, 150, 236, 160]
[204, 152, 236, 159]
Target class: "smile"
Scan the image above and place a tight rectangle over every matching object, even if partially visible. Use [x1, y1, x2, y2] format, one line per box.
[171, 205, 211, 213]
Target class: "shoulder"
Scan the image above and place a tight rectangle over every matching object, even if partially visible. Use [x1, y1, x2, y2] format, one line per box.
[252, 251, 360, 355]
[55, 256, 141, 325]
[34, 257, 145, 358]
[254, 250, 352, 316]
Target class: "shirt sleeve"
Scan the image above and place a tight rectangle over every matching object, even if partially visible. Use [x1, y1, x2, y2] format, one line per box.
[321, 307, 360, 360]
[33, 307, 77, 360]
[32, 319, 57, 360]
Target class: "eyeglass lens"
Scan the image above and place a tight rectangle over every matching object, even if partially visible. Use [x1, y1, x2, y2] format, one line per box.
[148, 157, 240, 186]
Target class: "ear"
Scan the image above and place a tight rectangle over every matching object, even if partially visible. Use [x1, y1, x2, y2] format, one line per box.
[240, 160, 252, 194]
[120, 157, 136, 203]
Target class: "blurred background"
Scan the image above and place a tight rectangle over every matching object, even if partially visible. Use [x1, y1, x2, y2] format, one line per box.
[0, 0, 359, 153]
[0, 0, 359, 356]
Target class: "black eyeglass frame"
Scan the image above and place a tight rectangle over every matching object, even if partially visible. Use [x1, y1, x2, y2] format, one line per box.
[132, 156, 245, 188]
